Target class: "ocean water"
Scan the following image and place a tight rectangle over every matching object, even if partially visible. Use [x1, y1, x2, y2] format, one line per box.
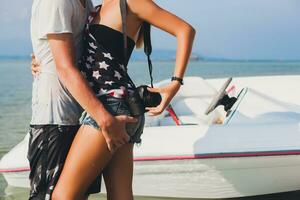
[1, 60, 300, 199]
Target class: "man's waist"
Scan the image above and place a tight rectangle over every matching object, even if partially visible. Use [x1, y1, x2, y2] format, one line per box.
[30, 106, 82, 126]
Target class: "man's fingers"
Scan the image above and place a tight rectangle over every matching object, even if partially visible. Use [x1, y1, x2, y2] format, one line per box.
[108, 137, 129, 153]
[116, 138, 126, 147]
[31, 53, 35, 59]
[30, 58, 41, 76]
[124, 134, 130, 143]
[114, 143, 122, 151]
[31, 53, 41, 70]
[112, 136, 129, 152]
[31, 67, 40, 75]
[31, 61, 38, 67]
[107, 142, 114, 154]
[117, 115, 138, 123]
[125, 116, 138, 123]
[31, 65, 39, 71]
[31, 68, 40, 76]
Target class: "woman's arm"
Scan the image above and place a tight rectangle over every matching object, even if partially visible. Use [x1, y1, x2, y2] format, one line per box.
[128, 0, 196, 115]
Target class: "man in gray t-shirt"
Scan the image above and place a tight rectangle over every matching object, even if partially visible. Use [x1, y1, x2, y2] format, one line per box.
[28, 0, 136, 198]
[30, 0, 92, 125]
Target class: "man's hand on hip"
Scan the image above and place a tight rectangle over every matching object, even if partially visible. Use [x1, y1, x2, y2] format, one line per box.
[99, 113, 138, 153]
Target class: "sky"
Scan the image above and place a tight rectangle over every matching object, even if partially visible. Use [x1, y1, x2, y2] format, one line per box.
[0, 0, 299, 60]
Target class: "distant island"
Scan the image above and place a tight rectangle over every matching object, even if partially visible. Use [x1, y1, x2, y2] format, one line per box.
[130, 50, 300, 62]
[131, 49, 203, 61]
[0, 50, 299, 62]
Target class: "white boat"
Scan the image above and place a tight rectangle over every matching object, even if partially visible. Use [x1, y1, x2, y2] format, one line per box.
[1, 75, 300, 199]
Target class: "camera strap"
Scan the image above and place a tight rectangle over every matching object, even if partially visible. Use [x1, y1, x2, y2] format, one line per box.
[120, 0, 154, 88]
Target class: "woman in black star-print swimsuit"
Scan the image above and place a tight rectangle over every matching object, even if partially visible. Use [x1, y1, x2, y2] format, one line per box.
[51, 0, 196, 199]
[78, 5, 146, 146]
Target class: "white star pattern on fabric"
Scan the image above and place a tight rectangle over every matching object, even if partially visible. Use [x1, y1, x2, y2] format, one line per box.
[99, 88, 108, 95]
[53, 165, 59, 177]
[119, 64, 126, 71]
[89, 42, 97, 50]
[88, 33, 95, 39]
[93, 71, 101, 79]
[88, 16, 93, 23]
[88, 49, 95, 54]
[86, 63, 92, 69]
[114, 71, 122, 80]
[45, 194, 50, 200]
[87, 56, 95, 63]
[98, 61, 109, 70]
[105, 81, 114, 85]
[103, 52, 113, 60]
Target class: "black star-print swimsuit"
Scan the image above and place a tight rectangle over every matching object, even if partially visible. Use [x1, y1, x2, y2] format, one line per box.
[79, 6, 136, 98]
[78, 6, 145, 144]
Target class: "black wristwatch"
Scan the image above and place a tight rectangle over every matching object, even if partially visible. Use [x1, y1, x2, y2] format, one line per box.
[171, 76, 184, 85]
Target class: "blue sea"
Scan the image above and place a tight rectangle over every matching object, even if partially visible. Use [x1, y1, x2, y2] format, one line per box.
[1, 59, 300, 199]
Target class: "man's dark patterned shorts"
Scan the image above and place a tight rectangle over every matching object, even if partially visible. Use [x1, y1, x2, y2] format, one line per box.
[27, 125, 101, 200]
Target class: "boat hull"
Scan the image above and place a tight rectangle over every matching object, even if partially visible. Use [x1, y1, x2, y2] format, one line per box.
[131, 155, 300, 199]
[2, 171, 29, 189]
[3, 154, 300, 199]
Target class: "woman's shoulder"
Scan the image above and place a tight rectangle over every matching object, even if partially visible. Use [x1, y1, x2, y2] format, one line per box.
[126, 0, 155, 13]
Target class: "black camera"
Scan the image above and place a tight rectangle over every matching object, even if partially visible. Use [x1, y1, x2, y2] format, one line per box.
[126, 85, 162, 116]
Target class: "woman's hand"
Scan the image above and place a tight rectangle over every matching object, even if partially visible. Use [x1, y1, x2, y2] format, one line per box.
[146, 81, 181, 116]
[31, 54, 41, 76]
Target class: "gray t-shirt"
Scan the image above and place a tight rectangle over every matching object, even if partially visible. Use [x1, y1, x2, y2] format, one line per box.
[30, 0, 94, 125]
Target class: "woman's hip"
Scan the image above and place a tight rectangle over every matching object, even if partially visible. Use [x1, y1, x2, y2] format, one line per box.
[80, 95, 145, 144]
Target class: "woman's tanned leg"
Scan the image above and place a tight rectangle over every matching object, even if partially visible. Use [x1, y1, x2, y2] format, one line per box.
[103, 143, 134, 200]
[52, 125, 113, 200]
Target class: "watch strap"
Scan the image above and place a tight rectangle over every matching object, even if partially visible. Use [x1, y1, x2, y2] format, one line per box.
[171, 76, 184, 85]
